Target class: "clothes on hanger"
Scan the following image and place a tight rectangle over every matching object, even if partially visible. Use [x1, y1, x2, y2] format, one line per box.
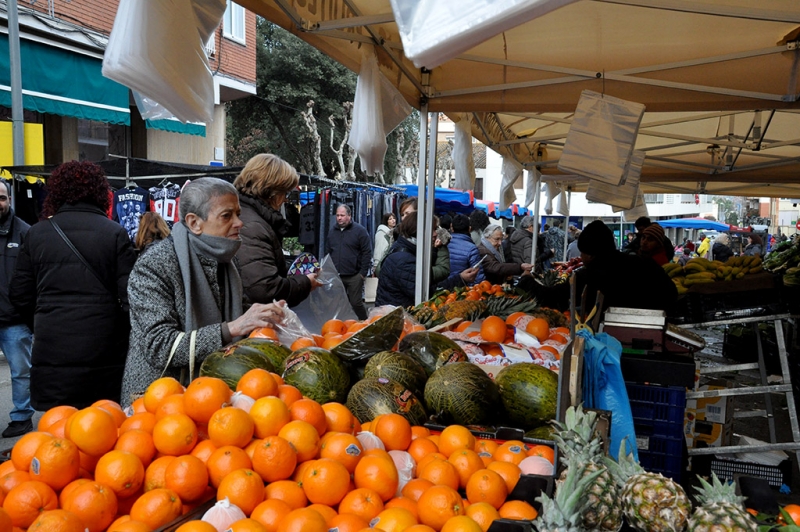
[113, 186, 150, 242]
[148, 183, 181, 228]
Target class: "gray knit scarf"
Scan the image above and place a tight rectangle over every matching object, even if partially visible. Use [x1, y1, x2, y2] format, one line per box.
[481, 237, 505, 263]
[172, 222, 243, 332]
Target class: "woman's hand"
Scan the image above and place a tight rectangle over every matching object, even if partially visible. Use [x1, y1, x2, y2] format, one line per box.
[460, 267, 479, 284]
[307, 272, 323, 291]
[228, 301, 286, 337]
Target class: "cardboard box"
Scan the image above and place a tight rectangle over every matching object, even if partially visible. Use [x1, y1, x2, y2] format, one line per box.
[685, 378, 733, 424]
[684, 418, 733, 448]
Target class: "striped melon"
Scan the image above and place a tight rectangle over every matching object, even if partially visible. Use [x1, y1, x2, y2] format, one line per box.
[282, 347, 350, 404]
[424, 362, 499, 426]
[398, 331, 467, 376]
[364, 351, 428, 398]
[199, 344, 276, 390]
[233, 338, 291, 370]
[346, 377, 427, 425]
[495, 363, 559, 429]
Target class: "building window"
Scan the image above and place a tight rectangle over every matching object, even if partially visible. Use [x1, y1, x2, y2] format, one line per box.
[665, 195, 675, 204]
[644, 194, 664, 203]
[78, 120, 108, 162]
[223, 2, 245, 43]
[680, 194, 694, 204]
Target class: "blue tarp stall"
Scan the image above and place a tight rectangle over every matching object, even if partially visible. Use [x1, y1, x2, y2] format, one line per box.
[474, 201, 529, 220]
[657, 218, 730, 231]
[396, 184, 474, 214]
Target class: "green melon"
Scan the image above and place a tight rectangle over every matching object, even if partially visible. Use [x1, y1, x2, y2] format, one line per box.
[233, 338, 291, 371]
[398, 331, 467, 376]
[424, 362, 499, 426]
[346, 377, 427, 425]
[282, 347, 350, 404]
[525, 425, 555, 441]
[495, 363, 559, 430]
[364, 351, 428, 398]
[332, 307, 405, 361]
[199, 344, 276, 390]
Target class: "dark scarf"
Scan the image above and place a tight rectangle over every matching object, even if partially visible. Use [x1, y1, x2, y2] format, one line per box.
[172, 222, 243, 332]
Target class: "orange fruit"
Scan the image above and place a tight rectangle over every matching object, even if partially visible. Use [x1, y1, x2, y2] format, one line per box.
[371, 507, 418, 532]
[60, 481, 118, 532]
[486, 462, 521, 493]
[252, 498, 292, 532]
[190, 439, 218, 465]
[492, 441, 527, 465]
[448, 450, 484, 490]
[237, 368, 279, 399]
[174, 521, 218, 532]
[538, 345, 560, 358]
[406, 526, 437, 532]
[28, 438, 80, 491]
[321, 402, 356, 434]
[326, 513, 369, 532]
[374, 413, 413, 451]
[417, 452, 447, 472]
[154, 394, 186, 421]
[321, 319, 347, 336]
[338, 488, 385, 522]
[92, 399, 127, 428]
[411, 426, 431, 440]
[289, 399, 327, 436]
[465, 502, 500, 532]
[454, 321, 472, 333]
[307, 503, 337, 525]
[252, 435, 298, 482]
[354, 454, 399, 502]
[321, 336, 343, 349]
[182, 377, 233, 424]
[58, 478, 91, 507]
[441, 515, 482, 532]
[289, 337, 316, 351]
[401, 478, 434, 502]
[548, 334, 568, 345]
[66, 407, 118, 457]
[143, 455, 176, 492]
[264, 480, 307, 510]
[207, 445, 252, 488]
[417, 485, 466, 531]
[165, 455, 209, 503]
[0, 460, 14, 477]
[526, 445, 555, 464]
[129, 488, 183, 529]
[319, 432, 362, 473]
[0, 471, 31, 497]
[152, 413, 198, 456]
[28, 508, 85, 532]
[278, 420, 320, 463]
[505, 313, 527, 327]
[473, 440, 497, 455]
[208, 407, 255, 448]
[131, 397, 147, 413]
[292, 460, 314, 482]
[43, 418, 68, 438]
[109, 519, 153, 532]
[385, 497, 419, 520]
[143, 377, 184, 414]
[249, 327, 279, 340]
[269, 372, 285, 386]
[408, 437, 439, 464]
[218, 469, 265, 516]
[465, 469, 507, 509]
[119, 412, 157, 435]
[480, 317, 507, 343]
[276, 507, 328, 532]
[94, 450, 145, 499]
[498, 500, 538, 520]
[277, 385, 303, 408]
[302, 458, 350, 506]
[438, 426, 475, 458]
[37, 406, 77, 433]
[251, 396, 291, 438]
[228, 518, 269, 532]
[3, 480, 58, 528]
[419, 457, 460, 490]
[525, 318, 550, 342]
[11, 432, 54, 472]
[115, 429, 157, 468]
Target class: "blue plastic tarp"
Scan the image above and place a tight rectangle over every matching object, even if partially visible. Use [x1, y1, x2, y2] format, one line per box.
[657, 218, 730, 231]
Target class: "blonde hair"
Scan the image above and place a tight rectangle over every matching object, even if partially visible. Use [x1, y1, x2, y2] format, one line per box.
[234, 154, 299, 200]
[135, 212, 170, 250]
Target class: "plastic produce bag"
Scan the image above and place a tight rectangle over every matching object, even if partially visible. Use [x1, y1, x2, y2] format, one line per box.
[452, 114, 477, 191]
[348, 47, 412, 176]
[269, 301, 312, 348]
[389, 450, 416, 497]
[103, 0, 224, 124]
[390, 0, 579, 69]
[292, 254, 358, 334]
[499, 155, 522, 211]
[524, 168, 542, 209]
[577, 329, 638, 461]
[202, 497, 246, 531]
[591, 150, 645, 211]
[544, 182, 560, 215]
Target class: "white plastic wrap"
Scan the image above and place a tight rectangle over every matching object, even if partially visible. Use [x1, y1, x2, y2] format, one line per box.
[587, 150, 645, 210]
[102, 0, 225, 124]
[202, 497, 246, 531]
[622, 190, 649, 222]
[452, 114, 476, 191]
[356, 431, 386, 451]
[544, 182, 560, 215]
[556, 189, 569, 216]
[390, 0, 579, 69]
[558, 91, 646, 186]
[499, 155, 522, 210]
[388, 450, 416, 497]
[348, 47, 413, 176]
[524, 168, 541, 208]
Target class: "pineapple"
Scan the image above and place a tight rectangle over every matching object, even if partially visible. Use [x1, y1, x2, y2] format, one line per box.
[535, 456, 604, 532]
[687, 473, 756, 532]
[552, 406, 623, 532]
[604, 441, 692, 532]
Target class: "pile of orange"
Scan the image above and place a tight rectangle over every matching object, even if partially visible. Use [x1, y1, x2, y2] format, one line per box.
[286, 317, 425, 352]
[0, 369, 550, 532]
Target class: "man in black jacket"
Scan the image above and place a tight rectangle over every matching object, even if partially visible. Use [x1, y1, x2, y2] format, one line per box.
[0, 181, 33, 437]
[326, 204, 372, 320]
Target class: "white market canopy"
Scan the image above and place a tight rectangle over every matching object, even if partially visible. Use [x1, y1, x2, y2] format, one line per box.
[236, 0, 800, 197]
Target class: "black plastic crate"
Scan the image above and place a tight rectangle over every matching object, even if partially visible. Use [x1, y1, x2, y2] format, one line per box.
[709, 457, 792, 489]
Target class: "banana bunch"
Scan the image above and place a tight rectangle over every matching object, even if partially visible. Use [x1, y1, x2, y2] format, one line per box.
[664, 255, 764, 294]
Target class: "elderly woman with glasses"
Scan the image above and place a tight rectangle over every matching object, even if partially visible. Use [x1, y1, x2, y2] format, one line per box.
[477, 225, 532, 285]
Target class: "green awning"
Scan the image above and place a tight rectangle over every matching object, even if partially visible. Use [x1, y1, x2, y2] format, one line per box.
[146, 118, 206, 137]
[0, 35, 130, 124]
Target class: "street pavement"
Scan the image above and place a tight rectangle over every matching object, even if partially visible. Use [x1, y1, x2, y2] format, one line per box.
[0, 355, 43, 452]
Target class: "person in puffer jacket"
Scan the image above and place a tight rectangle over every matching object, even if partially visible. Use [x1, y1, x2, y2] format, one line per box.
[510, 216, 554, 272]
[446, 214, 484, 286]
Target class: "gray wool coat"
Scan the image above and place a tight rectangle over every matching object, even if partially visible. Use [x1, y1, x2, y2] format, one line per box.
[120, 236, 228, 407]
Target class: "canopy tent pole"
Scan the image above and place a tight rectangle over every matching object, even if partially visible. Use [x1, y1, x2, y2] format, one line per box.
[563, 187, 571, 260]
[417, 112, 438, 305]
[8, 0, 24, 211]
[414, 105, 430, 305]
[530, 169, 542, 268]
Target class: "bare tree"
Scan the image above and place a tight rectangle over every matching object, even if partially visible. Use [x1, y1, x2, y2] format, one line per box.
[302, 100, 326, 177]
[328, 102, 356, 181]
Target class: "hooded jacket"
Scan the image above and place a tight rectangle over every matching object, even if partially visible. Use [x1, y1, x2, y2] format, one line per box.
[373, 224, 393, 266]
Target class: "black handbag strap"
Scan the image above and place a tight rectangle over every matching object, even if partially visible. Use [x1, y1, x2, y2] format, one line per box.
[50, 218, 116, 297]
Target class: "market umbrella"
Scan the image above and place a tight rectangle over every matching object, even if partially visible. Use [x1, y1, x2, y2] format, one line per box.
[656, 218, 730, 231]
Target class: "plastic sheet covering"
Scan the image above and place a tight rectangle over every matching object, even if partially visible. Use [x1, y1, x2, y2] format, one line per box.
[544, 182, 560, 215]
[622, 190, 649, 221]
[102, 0, 225, 124]
[348, 47, 413, 176]
[524, 168, 541, 208]
[390, 0, 579, 69]
[452, 114, 477, 191]
[499, 155, 522, 210]
[291, 254, 358, 334]
[587, 150, 645, 210]
[556, 189, 569, 216]
[578, 329, 639, 462]
[558, 91, 646, 186]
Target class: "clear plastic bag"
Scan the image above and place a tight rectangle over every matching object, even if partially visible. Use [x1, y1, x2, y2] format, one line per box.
[292, 255, 358, 334]
[270, 301, 313, 347]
